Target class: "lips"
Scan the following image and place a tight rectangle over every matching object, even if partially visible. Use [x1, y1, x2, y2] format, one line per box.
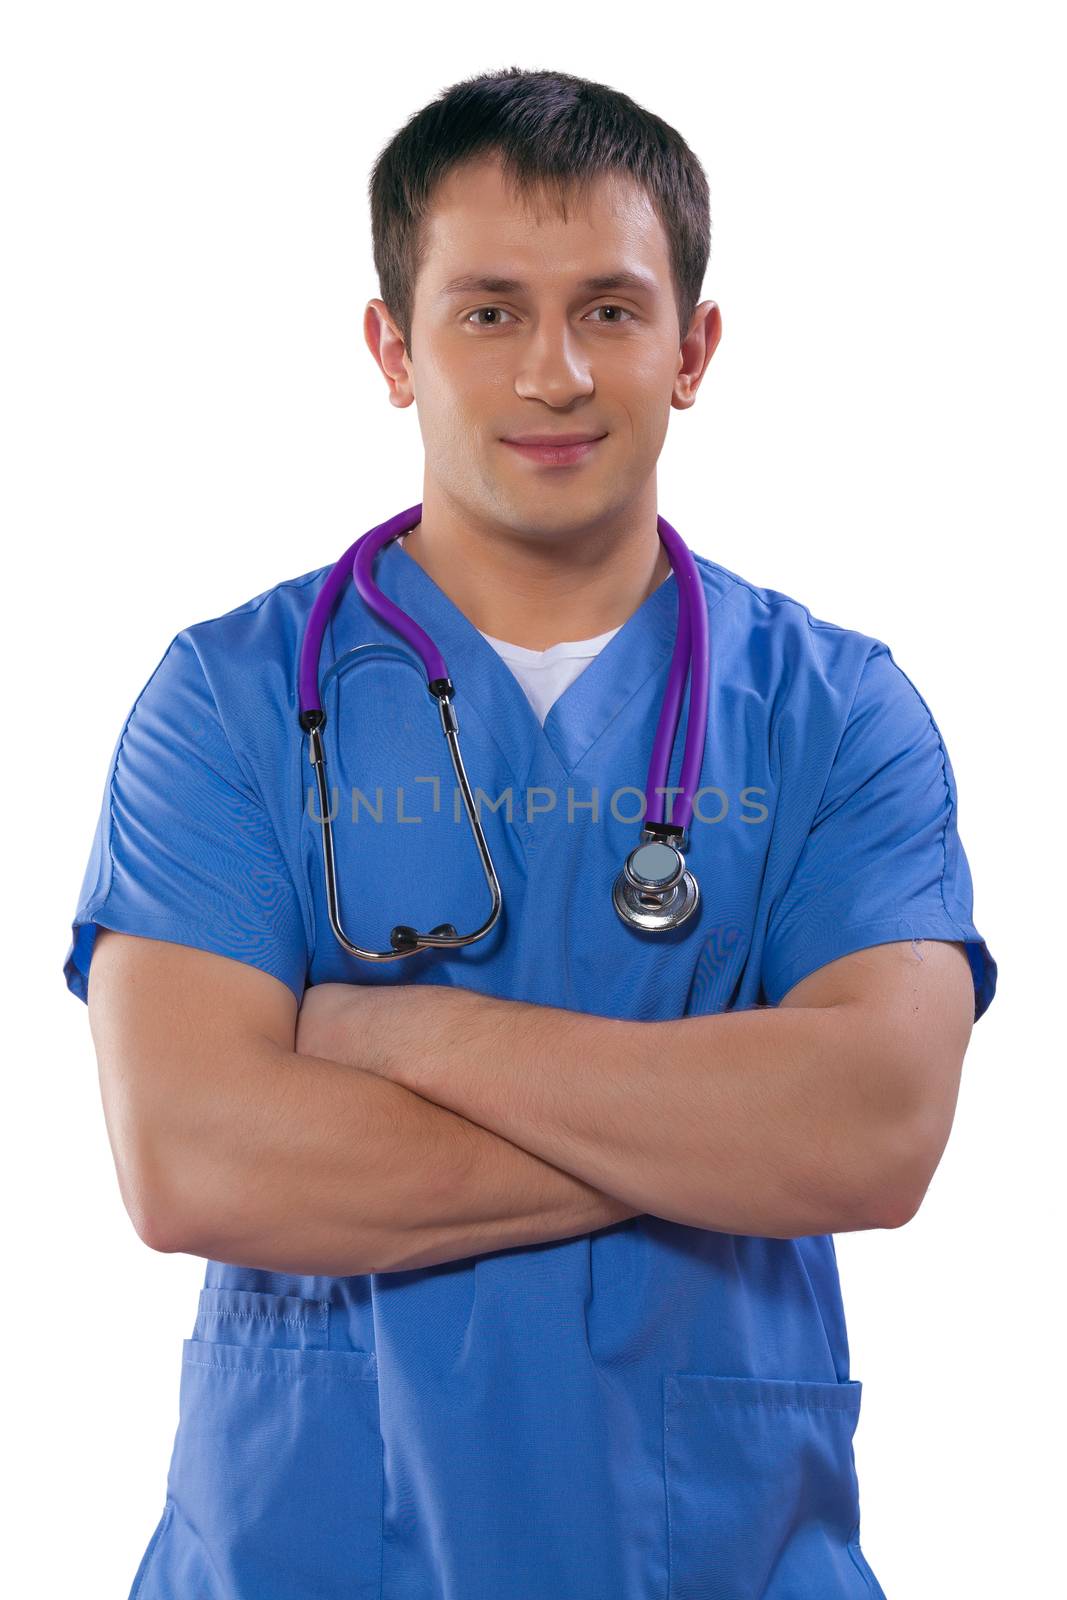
[502, 435, 606, 467]
[504, 433, 606, 447]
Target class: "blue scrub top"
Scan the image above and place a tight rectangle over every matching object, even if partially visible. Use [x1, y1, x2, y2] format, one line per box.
[64, 522, 997, 1600]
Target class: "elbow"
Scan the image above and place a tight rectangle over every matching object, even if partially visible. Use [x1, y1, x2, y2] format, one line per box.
[121, 1153, 201, 1256]
[859, 1109, 946, 1231]
[854, 1156, 923, 1231]
[136, 1211, 189, 1255]
[101, 1095, 203, 1253]
[835, 1178, 923, 1234]
[870, 1186, 924, 1231]
[128, 1189, 190, 1255]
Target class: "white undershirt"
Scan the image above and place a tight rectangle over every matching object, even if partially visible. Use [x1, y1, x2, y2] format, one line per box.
[396, 533, 621, 726]
[476, 624, 623, 726]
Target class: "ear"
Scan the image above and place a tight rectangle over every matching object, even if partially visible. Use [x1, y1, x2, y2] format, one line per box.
[364, 298, 416, 409]
[672, 300, 721, 409]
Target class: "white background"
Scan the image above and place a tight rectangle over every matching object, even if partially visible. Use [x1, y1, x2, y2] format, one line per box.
[4, 3, 1061, 1595]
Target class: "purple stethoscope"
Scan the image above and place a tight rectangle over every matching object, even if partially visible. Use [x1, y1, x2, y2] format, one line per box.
[297, 502, 709, 961]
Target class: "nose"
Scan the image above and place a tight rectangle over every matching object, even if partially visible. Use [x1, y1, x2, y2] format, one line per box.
[513, 315, 595, 407]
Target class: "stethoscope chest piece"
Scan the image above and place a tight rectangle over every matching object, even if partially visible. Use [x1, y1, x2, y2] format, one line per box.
[612, 830, 701, 933]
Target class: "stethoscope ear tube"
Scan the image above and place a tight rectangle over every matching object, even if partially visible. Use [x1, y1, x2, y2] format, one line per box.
[610, 513, 707, 934]
[642, 514, 710, 836]
[303, 646, 503, 962]
[298, 503, 709, 957]
[297, 505, 505, 959]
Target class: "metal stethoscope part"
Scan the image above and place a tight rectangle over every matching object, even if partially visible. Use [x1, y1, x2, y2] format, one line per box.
[297, 501, 709, 959]
[612, 831, 701, 933]
[302, 645, 502, 961]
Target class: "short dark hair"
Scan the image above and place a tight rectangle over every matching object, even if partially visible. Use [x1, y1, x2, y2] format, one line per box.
[369, 67, 711, 358]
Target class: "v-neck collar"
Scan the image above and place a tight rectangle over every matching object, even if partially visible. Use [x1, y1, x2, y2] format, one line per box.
[347, 532, 682, 784]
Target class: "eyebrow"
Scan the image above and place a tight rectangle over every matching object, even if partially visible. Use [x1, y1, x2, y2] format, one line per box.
[436, 270, 659, 301]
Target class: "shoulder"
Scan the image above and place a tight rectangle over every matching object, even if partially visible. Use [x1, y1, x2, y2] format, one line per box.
[692, 551, 888, 691]
[688, 552, 941, 776]
[121, 563, 335, 787]
[178, 562, 331, 669]
[137, 561, 337, 738]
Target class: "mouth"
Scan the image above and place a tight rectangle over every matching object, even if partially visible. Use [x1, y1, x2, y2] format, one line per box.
[501, 434, 607, 467]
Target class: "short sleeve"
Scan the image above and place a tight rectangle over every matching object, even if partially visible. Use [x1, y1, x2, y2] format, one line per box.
[761, 643, 997, 1022]
[63, 629, 309, 1006]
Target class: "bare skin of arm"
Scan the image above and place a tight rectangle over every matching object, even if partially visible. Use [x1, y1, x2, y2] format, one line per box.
[86, 928, 639, 1277]
[297, 938, 975, 1238]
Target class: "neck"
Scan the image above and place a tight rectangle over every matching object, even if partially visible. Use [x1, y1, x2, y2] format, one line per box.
[397, 489, 673, 651]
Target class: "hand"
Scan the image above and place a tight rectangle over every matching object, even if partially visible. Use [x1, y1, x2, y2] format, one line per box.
[296, 978, 477, 1087]
[295, 981, 376, 1066]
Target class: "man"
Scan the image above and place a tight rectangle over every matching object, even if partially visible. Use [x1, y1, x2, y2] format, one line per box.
[65, 67, 996, 1600]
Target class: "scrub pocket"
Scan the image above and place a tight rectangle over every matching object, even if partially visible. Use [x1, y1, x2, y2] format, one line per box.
[663, 1372, 887, 1600]
[128, 1289, 383, 1600]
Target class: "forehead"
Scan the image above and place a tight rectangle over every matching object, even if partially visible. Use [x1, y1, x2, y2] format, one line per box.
[418, 155, 671, 289]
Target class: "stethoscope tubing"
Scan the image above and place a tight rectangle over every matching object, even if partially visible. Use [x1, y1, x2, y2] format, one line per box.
[297, 502, 709, 955]
[298, 501, 708, 835]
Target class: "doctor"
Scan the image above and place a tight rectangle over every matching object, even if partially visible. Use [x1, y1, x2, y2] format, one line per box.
[66, 67, 996, 1600]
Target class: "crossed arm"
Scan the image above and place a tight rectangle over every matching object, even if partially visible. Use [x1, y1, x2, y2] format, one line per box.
[88, 930, 974, 1276]
[294, 938, 973, 1242]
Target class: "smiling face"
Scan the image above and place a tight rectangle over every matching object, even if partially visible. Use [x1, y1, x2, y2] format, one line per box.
[366, 153, 720, 547]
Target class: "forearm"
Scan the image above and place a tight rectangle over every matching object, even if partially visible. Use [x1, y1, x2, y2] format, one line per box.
[346, 987, 924, 1239]
[173, 1043, 638, 1276]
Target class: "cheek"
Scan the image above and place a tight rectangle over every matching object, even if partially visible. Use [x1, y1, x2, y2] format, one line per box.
[419, 385, 485, 458]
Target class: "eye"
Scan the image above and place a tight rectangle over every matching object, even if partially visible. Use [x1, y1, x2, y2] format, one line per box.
[464, 304, 636, 328]
[465, 307, 518, 326]
[586, 304, 635, 324]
